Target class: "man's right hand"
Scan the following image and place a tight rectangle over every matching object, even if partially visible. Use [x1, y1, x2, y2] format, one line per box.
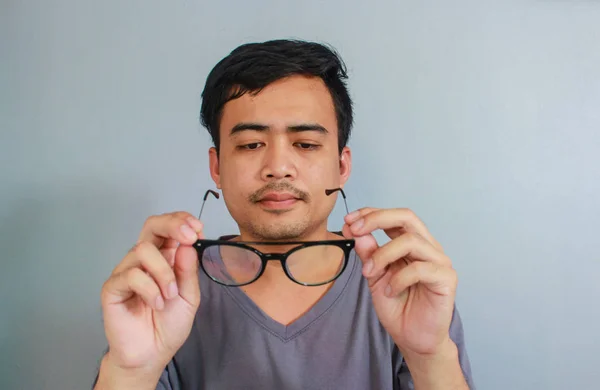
[95, 212, 203, 389]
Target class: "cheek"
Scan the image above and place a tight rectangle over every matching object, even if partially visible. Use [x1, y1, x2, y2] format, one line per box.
[305, 157, 340, 181]
[220, 159, 257, 188]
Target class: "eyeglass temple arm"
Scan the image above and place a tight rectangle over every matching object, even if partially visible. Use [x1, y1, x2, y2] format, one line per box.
[198, 189, 220, 220]
[325, 188, 349, 214]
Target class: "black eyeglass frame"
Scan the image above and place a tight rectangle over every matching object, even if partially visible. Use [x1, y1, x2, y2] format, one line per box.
[193, 188, 355, 287]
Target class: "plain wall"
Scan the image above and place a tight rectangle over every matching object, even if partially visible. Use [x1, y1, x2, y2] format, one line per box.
[1, 1, 599, 389]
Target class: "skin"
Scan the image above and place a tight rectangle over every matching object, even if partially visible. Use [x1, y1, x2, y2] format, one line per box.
[95, 75, 468, 389]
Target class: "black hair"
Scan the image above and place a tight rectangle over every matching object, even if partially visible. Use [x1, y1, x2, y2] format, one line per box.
[200, 39, 353, 154]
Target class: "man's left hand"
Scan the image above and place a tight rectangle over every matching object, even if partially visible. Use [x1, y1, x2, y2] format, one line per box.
[342, 207, 457, 358]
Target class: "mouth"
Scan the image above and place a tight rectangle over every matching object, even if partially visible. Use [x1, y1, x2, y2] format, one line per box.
[258, 192, 301, 210]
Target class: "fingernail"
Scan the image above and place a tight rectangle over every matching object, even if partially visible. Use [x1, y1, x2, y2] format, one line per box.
[180, 224, 196, 240]
[168, 282, 179, 299]
[385, 285, 393, 297]
[155, 295, 165, 310]
[351, 218, 364, 232]
[187, 217, 203, 233]
[363, 259, 373, 276]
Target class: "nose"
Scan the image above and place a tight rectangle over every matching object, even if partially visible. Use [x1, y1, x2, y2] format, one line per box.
[260, 140, 297, 181]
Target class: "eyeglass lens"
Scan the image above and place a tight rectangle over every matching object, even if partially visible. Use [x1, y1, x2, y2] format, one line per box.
[201, 243, 346, 286]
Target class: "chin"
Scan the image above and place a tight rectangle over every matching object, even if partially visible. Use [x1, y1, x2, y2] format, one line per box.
[244, 221, 310, 241]
[262, 208, 292, 216]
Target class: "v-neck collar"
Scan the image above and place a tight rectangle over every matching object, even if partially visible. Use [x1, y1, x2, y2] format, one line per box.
[217, 235, 359, 342]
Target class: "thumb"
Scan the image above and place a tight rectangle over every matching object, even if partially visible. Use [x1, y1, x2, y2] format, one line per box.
[342, 223, 379, 268]
[173, 245, 201, 307]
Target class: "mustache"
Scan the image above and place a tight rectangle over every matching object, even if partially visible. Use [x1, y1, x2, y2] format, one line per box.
[249, 182, 310, 203]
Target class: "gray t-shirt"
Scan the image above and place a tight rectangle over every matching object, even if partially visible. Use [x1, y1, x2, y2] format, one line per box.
[94, 243, 475, 389]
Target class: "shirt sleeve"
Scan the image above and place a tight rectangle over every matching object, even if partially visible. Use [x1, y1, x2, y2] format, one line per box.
[397, 305, 476, 389]
[157, 359, 181, 390]
[449, 306, 476, 389]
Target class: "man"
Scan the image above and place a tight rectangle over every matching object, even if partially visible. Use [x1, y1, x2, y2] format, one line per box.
[93, 39, 474, 389]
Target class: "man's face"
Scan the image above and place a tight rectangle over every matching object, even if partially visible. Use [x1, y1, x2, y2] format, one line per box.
[208, 75, 351, 241]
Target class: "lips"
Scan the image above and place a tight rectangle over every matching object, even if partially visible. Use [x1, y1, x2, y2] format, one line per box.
[259, 192, 298, 202]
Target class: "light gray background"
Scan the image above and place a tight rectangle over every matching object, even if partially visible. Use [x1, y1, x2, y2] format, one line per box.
[1, 1, 599, 389]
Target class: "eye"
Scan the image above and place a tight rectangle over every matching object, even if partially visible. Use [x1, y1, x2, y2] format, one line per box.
[295, 143, 320, 150]
[238, 142, 264, 150]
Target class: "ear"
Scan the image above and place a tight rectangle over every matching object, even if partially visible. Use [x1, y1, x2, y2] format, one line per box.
[208, 147, 222, 189]
[339, 146, 352, 187]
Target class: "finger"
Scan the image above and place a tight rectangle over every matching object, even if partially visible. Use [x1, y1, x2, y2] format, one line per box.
[138, 212, 204, 249]
[367, 233, 452, 278]
[347, 208, 442, 251]
[114, 241, 178, 299]
[341, 222, 354, 240]
[173, 244, 201, 308]
[386, 261, 457, 298]
[102, 267, 165, 310]
[112, 211, 204, 274]
[347, 207, 427, 240]
[342, 223, 381, 277]
[344, 207, 379, 224]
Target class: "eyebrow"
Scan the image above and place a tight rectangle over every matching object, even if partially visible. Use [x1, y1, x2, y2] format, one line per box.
[229, 122, 329, 136]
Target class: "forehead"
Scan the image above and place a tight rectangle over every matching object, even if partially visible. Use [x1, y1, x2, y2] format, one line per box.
[219, 75, 337, 137]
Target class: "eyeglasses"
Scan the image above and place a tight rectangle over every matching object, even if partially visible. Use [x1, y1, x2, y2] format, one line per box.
[193, 188, 355, 287]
